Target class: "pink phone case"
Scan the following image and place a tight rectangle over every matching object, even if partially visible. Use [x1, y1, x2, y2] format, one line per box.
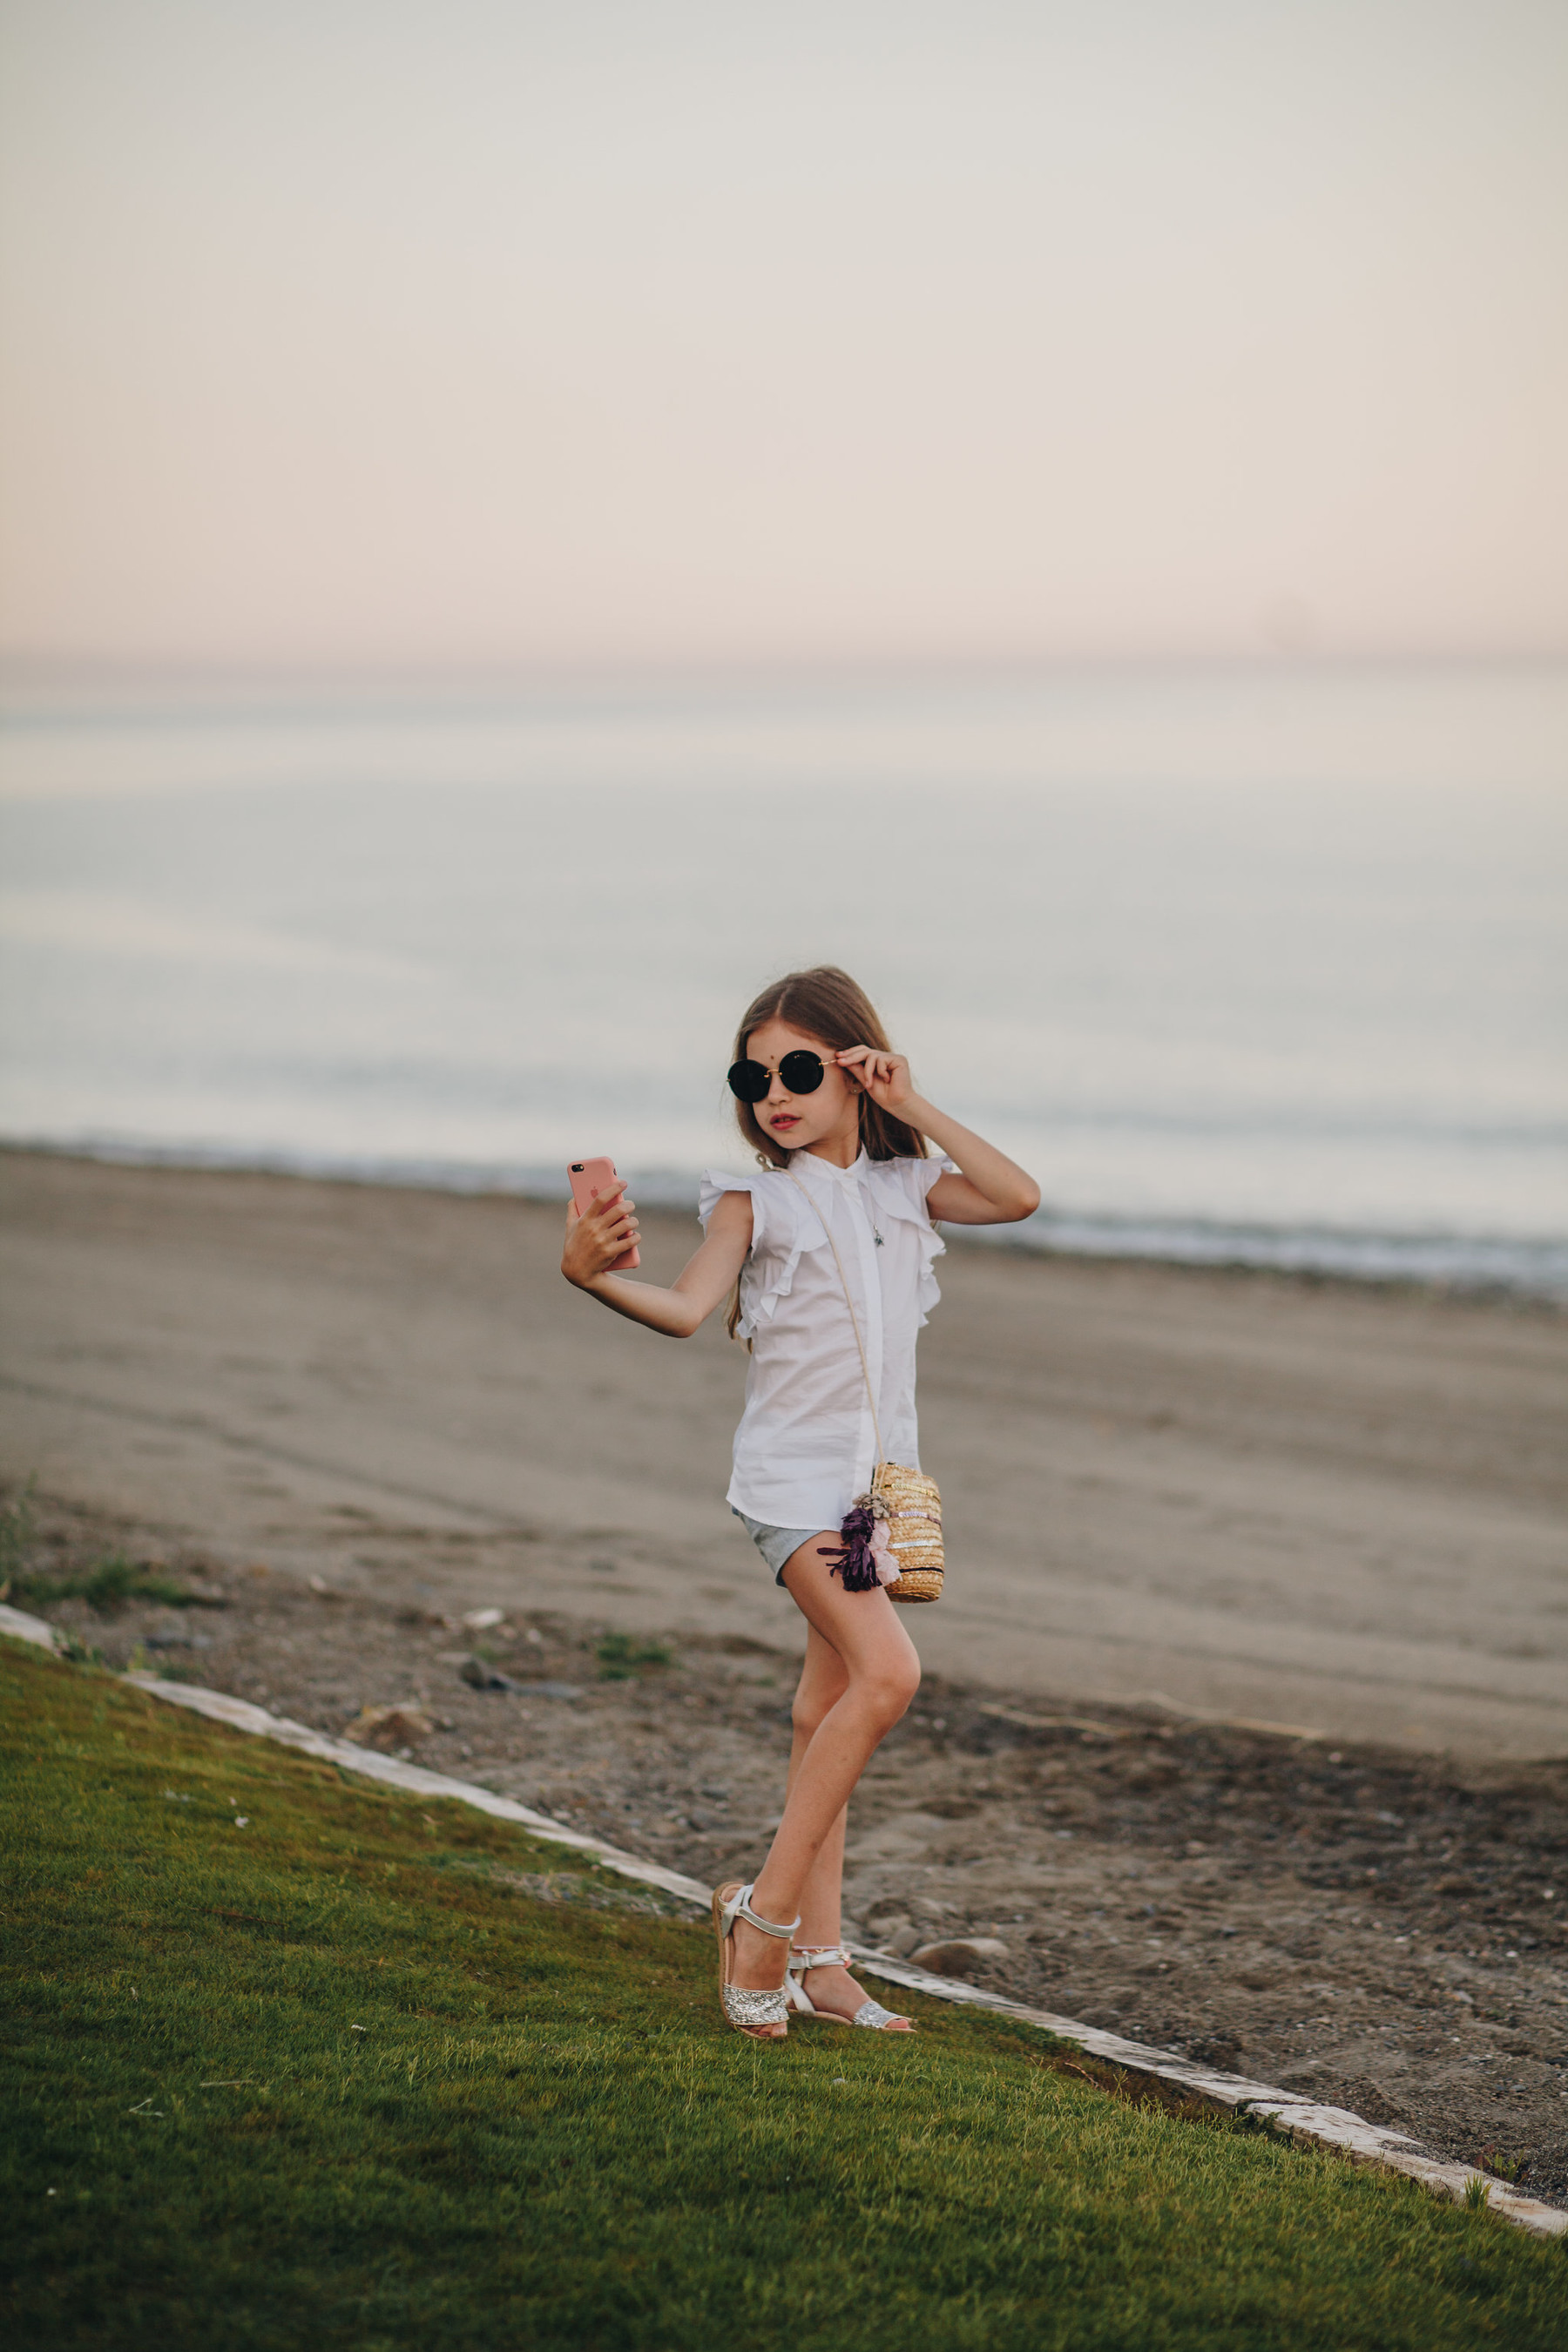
[568, 1157, 640, 1271]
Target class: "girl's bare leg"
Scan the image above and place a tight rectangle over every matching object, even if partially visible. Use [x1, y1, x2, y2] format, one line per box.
[778, 1616, 915, 2027]
[724, 1536, 920, 2016]
[787, 1623, 849, 1939]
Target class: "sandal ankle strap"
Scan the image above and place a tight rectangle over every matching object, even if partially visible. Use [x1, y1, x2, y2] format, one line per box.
[788, 1943, 853, 1973]
[722, 1882, 801, 1943]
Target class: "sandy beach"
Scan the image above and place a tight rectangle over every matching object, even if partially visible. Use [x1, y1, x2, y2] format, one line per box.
[2, 1149, 1564, 1756]
[4, 1147, 1567, 2195]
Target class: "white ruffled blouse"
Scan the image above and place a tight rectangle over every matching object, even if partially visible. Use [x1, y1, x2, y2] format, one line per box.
[698, 1149, 956, 1533]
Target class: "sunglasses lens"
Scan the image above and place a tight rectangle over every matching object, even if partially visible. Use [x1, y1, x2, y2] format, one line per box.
[727, 1051, 828, 1101]
[779, 1051, 826, 1094]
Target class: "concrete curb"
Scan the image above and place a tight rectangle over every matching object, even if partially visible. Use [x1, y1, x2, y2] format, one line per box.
[4, 1602, 1562, 2241]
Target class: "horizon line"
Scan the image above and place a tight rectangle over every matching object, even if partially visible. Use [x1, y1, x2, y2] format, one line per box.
[4, 645, 1567, 706]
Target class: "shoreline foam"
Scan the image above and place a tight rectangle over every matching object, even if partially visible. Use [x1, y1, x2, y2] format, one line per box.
[4, 1131, 1565, 1301]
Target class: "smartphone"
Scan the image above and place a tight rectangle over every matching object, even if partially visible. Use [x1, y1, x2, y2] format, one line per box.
[568, 1157, 640, 1271]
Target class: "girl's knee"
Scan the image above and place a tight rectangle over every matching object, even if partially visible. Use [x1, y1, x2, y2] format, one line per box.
[864, 1654, 920, 1728]
[791, 1692, 825, 1742]
[793, 1670, 848, 1742]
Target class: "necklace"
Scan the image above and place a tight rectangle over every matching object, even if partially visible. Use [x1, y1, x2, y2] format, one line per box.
[802, 1151, 883, 1242]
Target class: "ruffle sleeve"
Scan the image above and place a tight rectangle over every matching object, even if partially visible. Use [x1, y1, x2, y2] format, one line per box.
[698, 1167, 828, 1341]
[862, 1155, 958, 1326]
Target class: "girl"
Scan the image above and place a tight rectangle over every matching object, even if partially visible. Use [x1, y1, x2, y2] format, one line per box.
[561, 966, 1039, 2041]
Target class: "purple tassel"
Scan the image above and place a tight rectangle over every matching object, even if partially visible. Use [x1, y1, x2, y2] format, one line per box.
[818, 1501, 881, 1592]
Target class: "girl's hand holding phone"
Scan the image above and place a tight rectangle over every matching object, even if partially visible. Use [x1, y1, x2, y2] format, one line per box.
[562, 1160, 641, 1288]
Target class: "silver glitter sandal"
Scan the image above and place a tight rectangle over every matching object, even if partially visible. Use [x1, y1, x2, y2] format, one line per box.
[713, 1881, 801, 2039]
[785, 1943, 915, 2031]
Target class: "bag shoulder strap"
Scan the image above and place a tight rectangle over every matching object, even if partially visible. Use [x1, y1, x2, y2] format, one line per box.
[786, 1163, 885, 1469]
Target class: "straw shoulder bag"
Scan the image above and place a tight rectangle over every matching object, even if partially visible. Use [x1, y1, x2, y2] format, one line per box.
[787, 1166, 944, 1605]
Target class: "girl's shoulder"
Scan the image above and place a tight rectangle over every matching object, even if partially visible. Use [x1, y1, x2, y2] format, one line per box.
[864, 1156, 957, 1327]
[697, 1163, 798, 1243]
[698, 1169, 822, 1335]
[862, 1152, 958, 1217]
[700, 1153, 956, 1240]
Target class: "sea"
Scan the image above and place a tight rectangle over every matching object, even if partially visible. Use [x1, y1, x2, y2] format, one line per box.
[2, 663, 1565, 1297]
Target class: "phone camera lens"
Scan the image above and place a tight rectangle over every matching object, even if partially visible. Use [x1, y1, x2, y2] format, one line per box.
[571, 1163, 585, 1172]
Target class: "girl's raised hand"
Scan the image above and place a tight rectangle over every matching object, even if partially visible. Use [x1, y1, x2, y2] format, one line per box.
[835, 1044, 918, 1119]
[562, 1179, 641, 1288]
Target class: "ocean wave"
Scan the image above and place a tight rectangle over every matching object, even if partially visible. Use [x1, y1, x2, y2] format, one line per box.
[967, 1211, 1568, 1297]
[9, 1131, 1565, 1302]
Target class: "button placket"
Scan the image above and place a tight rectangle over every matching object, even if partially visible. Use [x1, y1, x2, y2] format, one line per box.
[848, 1173, 885, 1480]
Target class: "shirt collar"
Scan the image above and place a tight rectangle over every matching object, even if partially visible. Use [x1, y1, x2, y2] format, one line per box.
[791, 1148, 868, 1186]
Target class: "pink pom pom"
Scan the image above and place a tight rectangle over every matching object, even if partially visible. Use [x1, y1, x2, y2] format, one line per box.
[868, 1518, 899, 1586]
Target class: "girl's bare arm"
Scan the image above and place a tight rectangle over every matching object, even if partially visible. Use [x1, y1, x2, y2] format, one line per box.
[561, 1181, 754, 1336]
[834, 1047, 1041, 1225]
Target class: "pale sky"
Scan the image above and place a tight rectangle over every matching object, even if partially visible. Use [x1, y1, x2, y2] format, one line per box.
[2, 0, 1565, 668]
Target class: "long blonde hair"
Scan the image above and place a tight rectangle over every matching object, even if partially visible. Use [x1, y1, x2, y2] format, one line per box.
[724, 965, 924, 1339]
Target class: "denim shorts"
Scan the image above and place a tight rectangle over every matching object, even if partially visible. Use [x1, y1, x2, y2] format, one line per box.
[731, 1508, 828, 1586]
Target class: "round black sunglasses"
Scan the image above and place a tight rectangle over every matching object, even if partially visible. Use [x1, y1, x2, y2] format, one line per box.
[727, 1049, 829, 1104]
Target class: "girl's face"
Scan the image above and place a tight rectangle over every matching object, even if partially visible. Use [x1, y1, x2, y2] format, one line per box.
[744, 1017, 861, 1155]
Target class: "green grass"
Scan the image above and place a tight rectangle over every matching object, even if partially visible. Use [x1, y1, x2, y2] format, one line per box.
[594, 1631, 675, 1680]
[0, 1492, 205, 1616]
[9, 1551, 205, 1614]
[2, 1641, 1564, 2351]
